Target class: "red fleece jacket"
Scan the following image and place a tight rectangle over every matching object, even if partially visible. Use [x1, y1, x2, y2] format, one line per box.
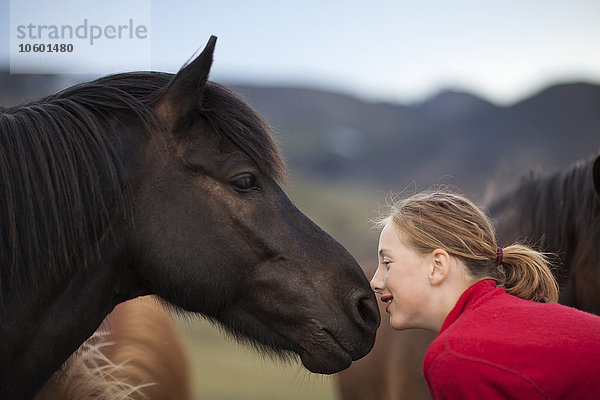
[423, 280, 600, 400]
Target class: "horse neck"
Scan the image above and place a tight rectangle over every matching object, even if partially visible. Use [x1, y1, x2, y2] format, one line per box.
[509, 161, 598, 273]
[551, 162, 596, 250]
[493, 164, 584, 256]
[0, 222, 147, 400]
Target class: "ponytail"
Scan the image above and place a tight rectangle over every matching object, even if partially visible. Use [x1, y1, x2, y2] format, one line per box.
[496, 244, 559, 303]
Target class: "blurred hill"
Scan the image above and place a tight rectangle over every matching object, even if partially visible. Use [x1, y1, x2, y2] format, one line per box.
[228, 82, 600, 196]
[0, 72, 80, 105]
[2, 70, 600, 260]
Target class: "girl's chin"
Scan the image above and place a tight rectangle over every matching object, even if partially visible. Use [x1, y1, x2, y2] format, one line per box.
[390, 315, 422, 331]
[389, 315, 407, 331]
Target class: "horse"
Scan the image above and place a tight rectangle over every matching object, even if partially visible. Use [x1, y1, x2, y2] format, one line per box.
[34, 295, 190, 400]
[488, 153, 600, 313]
[336, 153, 600, 400]
[0, 36, 380, 399]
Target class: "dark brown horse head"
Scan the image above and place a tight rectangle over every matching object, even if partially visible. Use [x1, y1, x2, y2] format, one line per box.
[129, 36, 380, 374]
[0, 36, 378, 398]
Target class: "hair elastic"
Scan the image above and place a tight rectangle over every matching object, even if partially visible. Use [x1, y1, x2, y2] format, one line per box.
[496, 247, 503, 266]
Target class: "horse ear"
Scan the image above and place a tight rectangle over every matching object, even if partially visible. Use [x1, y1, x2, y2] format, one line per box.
[593, 154, 600, 199]
[155, 35, 217, 131]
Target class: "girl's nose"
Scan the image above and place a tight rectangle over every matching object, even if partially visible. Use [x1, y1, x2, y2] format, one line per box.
[370, 266, 384, 293]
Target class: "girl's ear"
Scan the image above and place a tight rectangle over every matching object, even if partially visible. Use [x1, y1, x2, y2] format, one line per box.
[429, 249, 451, 286]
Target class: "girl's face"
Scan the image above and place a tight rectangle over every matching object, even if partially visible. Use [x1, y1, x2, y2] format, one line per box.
[370, 221, 433, 330]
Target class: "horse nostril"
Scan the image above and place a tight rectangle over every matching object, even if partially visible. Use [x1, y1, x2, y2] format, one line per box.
[356, 295, 380, 331]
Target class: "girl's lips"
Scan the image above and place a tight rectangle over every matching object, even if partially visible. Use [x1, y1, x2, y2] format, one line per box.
[381, 295, 393, 313]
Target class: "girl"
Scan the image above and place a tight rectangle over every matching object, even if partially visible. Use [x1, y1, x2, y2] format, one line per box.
[370, 191, 600, 399]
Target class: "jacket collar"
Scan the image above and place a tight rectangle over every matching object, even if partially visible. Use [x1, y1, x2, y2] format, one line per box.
[439, 279, 501, 334]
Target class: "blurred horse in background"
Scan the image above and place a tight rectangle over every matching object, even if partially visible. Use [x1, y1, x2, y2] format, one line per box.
[337, 153, 600, 400]
[489, 153, 600, 313]
[35, 296, 190, 400]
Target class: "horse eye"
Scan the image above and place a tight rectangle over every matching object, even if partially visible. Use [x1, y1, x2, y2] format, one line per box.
[232, 174, 258, 192]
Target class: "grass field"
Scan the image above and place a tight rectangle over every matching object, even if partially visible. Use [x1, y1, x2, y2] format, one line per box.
[285, 174, 388, 263]
[177, 318, 337, 400]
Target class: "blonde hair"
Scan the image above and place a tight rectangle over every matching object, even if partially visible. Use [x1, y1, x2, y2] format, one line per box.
[380, 190, 559, 303]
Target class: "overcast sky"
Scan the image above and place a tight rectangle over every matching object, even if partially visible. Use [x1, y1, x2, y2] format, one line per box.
[1, 0, 599, 105]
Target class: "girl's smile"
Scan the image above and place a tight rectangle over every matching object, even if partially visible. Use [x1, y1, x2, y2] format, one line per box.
[381, 294, 393, 312]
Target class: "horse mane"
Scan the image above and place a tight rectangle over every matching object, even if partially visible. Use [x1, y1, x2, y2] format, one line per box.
[0, 72, 285, 295]
[489, 156, 600, 265]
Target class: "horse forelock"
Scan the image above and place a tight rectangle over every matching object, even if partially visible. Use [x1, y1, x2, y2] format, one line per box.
[0, 72, 286, 295]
